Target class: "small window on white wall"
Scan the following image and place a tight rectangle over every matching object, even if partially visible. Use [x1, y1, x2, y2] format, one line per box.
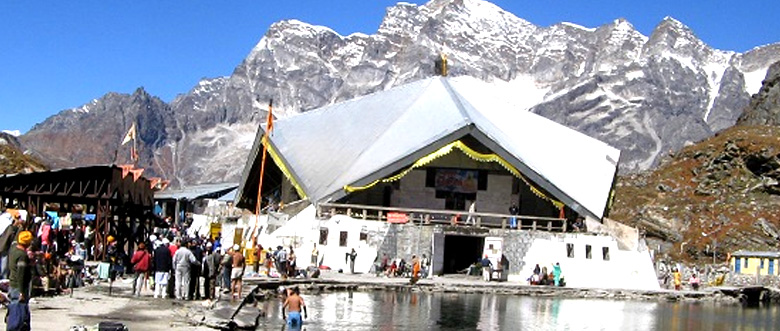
[566, 243, 574, 258]
[585, 245, 592, 259]
[339, 231, 348, 247]
[602, 247, 610, 261]
[319, 228, 328, 245]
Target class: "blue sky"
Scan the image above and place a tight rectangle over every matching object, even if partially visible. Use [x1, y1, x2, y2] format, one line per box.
[1, 0, 778, 134]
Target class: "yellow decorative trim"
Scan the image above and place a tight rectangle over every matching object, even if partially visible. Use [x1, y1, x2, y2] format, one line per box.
[264, 136, 307, 199]
[344, 140, 564, 209]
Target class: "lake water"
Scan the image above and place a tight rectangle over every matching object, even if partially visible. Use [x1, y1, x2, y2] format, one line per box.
[250, 290, 779, 330]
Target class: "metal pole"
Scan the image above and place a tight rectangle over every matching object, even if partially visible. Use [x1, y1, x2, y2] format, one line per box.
[713, 239, 717, 265]
[253, 100, 273, 249]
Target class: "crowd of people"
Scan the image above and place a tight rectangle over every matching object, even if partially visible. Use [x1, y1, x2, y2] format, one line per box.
[527, 262, 565, 286]
[1, 208, 100, 330]
[0, 209, 94, 300]
[375, 253, 430, 280]
[115, 231, 258, 303]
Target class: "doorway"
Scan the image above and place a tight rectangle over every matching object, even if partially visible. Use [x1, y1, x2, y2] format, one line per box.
[442, 235, 484, 274]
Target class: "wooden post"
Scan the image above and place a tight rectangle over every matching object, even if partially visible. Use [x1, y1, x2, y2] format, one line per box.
[562, 220, 567, 232]
[547, 221, 552, 231]
[362, 209, 367, 220]
[347, 208, 352, 218]
[476, 216, 481, 227]
[532, 221, 537, 231]
[378, 210, 383, 221]
[502, 218, 507, 229]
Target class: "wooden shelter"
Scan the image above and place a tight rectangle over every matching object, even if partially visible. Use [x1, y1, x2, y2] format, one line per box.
[0, 165, 156, 261]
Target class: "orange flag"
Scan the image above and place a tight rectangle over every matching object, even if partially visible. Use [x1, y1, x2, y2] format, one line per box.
[265, 99, 274, 134]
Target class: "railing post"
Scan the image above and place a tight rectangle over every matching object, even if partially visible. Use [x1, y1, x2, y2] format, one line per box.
[378, 210, 383, 221]
[562, 219, 567, 232]
[502, 218, 507, 229]
[362, 209, 367, 220]
[532, 220, 537, 231]
[330, 208, 336, 217]
[547, 221, 552, 231]
[347, 208, 352, 218]
[476, 216, 481, 227]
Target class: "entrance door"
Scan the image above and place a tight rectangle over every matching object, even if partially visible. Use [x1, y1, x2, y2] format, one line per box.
[735, 258, 741, 273]
[431, 232, 445, 276]
[769, 259, 775, 275]
[482, 237, 504, 268]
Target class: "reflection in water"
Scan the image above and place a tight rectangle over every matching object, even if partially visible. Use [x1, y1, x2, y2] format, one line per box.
[252, 289, 779, 331]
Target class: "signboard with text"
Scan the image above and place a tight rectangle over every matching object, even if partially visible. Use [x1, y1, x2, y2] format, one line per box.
[387, 212, 409, 224]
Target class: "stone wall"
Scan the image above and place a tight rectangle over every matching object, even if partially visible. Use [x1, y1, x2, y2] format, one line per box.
[489, 229, 553, 275]
[378, 223, 434, 262]
[373, 223, 659, 290]
[376, 224, 551, 276]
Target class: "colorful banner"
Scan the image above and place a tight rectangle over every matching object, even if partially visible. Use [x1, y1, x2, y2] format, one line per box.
[387, 212, 409, 224]
[435, 169, 478, 193]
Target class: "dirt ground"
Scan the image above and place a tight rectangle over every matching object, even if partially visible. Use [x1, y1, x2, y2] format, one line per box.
[1, 278, 215, 331]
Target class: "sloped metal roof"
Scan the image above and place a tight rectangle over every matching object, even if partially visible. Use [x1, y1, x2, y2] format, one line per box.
[217, 188, 237, 202]
[155, 182, 238, 201]
[237, 76, 620, 220]
[732, 250, 780, 258]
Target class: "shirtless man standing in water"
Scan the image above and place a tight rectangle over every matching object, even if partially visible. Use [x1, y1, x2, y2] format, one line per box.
[282, 286, 308, 328]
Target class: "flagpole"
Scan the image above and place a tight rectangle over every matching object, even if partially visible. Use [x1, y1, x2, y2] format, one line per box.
[133, 123, 138, 165]
[254, 99, 273, 249]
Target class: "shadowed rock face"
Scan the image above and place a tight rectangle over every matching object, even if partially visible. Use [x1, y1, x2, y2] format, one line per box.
[19, 88, 175, 177]
[17, 0, 780, 187]
[738, 61, 780, 126]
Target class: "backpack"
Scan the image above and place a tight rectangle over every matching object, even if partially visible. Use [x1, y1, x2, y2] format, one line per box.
[0, 225, 17, 255]
[220, 253, 232, 267]
[97, 321, 127, 331]
[5, 301, 31, 331]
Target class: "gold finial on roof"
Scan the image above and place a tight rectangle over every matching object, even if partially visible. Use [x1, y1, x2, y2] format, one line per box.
[435, 52, 448, 76]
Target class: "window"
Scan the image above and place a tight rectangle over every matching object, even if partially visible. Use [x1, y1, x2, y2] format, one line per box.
[602, 247, 610, 261]
[566, 243, 574, 258]
[744, 259, 749, 268]
[477, 170, 488, 190]
[426, 168, 436, 187]
[585, 245, 592, 259]
[511, 177, 521, 195]
[760, 259, 765, 269]
[339, 231, 348, 247]
[319, 228, 329, 245]
[359, 232, 368, 241]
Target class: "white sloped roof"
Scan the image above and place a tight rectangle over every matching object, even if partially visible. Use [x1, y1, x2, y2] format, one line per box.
[239, 76, 620, 220]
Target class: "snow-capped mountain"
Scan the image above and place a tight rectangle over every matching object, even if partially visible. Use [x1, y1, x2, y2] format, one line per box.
[19, 0, 780, 187]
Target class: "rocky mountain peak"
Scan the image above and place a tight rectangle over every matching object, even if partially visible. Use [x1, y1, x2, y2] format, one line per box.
[644, 15, 710, 61]
[15, 0, 780, 189]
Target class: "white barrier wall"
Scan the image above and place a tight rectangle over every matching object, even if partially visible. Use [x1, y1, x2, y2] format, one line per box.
[513, 233, 660, 290]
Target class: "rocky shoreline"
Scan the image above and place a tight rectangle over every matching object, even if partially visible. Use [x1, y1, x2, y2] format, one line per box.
[237, 273, 752, 303]
[187, 273, 773, 329]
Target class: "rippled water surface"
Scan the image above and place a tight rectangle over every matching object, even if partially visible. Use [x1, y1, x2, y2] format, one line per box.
[250, 290, 779, 330]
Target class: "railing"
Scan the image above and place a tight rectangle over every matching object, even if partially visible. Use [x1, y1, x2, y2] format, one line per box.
[317, 202, 567, 232]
